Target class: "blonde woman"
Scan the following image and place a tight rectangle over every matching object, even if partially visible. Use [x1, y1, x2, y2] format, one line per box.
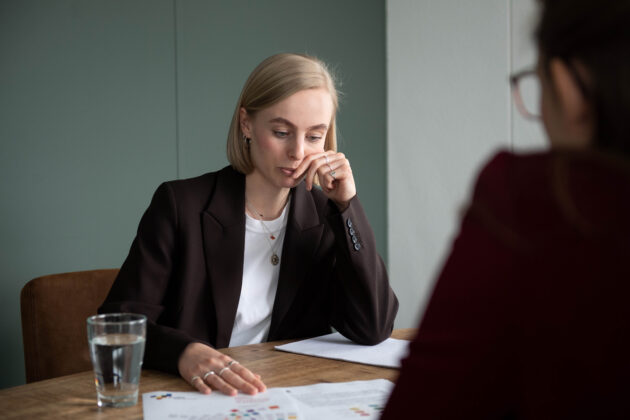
[101, 53, 398, 396]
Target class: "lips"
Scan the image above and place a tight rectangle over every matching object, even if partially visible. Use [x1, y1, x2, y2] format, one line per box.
[280, 167, 297, 176]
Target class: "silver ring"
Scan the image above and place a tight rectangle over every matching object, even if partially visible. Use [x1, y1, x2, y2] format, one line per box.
[218, 367, 230, 377]
[202, 370, 215, 381]
[191, 375, 201, 383]
[324, 155, 329, 164]
[330, 170, 336, 180]
[226, 360, 238, 368]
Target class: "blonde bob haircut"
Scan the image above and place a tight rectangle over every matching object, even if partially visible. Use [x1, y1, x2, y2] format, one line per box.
[227, 53, 339, 174]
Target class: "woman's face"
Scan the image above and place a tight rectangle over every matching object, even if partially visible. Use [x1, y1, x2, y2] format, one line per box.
[241, 88, 334, 190]
[538, 57, 593, 150]
[539, 60, 566, 148]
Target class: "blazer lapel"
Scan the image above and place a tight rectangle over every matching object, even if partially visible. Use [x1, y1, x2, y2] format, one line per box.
[269, 183, 324, 339]
[201, 168, 245, 348]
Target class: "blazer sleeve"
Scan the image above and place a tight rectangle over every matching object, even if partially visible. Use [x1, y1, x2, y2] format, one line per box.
[326, 196, 399, 345]
[99, 182, 201, 374]
[381, 154, 518, 419]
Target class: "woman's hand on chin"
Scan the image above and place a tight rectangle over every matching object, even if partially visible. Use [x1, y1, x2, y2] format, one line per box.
[293, 151, 357, 211]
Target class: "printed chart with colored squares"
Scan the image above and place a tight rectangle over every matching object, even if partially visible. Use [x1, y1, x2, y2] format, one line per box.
[225, 405, 299, 420]
[142, 379, 392, 420]
[143, 389, 302, 420]
[348, 404, 385, 417]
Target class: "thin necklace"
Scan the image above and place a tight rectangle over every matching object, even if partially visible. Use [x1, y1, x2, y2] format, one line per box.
[245, 200, 287, 266]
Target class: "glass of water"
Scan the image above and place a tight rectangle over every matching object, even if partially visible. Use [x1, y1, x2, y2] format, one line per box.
[87, 313, 147, 408]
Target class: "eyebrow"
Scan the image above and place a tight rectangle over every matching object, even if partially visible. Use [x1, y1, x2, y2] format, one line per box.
[268, 117, 328, 131]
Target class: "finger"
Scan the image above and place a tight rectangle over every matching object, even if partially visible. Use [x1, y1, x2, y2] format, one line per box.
[219, 368, 261, 395]
[323, 166, 347, 190]
[305, 154, 332, 190]
[293, 151, 332, 183]
[191, 376, 212, 395]
[206, 371, 238, 396]
[319, 158, 347, 189]
[317, 153, 346, 174]
[292, 152, 323, 180]
[231, 363, 267, 392]
[324, 152, 346, 166]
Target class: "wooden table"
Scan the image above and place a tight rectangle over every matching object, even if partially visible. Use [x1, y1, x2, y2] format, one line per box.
[0, 329, 414, 419]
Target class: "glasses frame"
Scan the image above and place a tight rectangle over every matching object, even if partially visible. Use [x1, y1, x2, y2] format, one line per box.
[510, 68, 540, 121]
[510, 60, 591, 122]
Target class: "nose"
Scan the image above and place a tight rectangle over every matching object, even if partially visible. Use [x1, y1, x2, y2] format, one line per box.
[288, 136, 305, 161]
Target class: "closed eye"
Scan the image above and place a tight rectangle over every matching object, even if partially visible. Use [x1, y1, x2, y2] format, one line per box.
[273, 130, 290, 138]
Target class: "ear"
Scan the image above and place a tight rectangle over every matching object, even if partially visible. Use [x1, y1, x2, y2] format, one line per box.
[239, 107, 252, 138]
[549, 59, 592, 125]
[548, 59, 594, 147]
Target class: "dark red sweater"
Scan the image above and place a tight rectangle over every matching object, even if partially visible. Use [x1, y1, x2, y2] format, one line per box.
[383, 150, 630, 419]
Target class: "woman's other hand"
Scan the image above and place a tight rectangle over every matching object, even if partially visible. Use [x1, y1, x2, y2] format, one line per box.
[293, 151, 356, 211]
[178, 342, 267, 396]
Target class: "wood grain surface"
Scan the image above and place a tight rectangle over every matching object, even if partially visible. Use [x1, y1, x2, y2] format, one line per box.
[0, 329, 415, 419]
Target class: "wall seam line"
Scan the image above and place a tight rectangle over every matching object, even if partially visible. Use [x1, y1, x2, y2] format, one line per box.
[173, 0, 181, 178]
[507, 0, 514, 151]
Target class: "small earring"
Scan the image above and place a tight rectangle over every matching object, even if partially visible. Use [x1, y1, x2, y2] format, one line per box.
[242, 134, 251, 145]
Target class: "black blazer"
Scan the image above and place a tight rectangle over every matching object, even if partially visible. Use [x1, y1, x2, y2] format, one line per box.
[101, 166, 398, 373]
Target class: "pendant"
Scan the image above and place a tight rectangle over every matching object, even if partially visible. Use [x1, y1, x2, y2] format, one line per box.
[270, 235, 276, 240]
[271, 253, 280, 265]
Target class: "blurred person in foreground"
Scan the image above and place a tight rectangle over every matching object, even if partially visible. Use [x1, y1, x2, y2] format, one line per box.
[382, 0, 630, 418]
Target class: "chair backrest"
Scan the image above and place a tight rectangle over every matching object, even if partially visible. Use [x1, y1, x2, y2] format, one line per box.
[20, 269, 119, 383]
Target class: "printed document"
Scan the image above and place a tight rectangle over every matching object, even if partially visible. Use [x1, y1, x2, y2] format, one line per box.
[143, 379, 393, 420]
[275, 332, 409, 368]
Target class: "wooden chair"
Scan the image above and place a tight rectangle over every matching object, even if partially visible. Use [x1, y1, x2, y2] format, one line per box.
[20, 269, 119, 383]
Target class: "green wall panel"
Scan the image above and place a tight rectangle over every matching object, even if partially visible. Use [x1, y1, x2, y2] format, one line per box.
[0, 0, 386, 389]
[0, 0, 177, 388]
[175, 0, 387, 259]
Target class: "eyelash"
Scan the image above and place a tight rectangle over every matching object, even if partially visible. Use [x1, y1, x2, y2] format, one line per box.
[273, 130, 289, 138]
[273, 131, 323, 142]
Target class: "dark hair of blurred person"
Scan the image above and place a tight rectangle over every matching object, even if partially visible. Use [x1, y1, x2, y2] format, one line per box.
[537, 0, 630, 156]
[382, 0, 630, 418]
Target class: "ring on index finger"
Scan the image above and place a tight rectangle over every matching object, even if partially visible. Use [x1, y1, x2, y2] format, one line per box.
[218, 367, 230, 377]
[203, 371, 215, 381]
[330, 170, 336, 180]
[226, 360, 239, 368]
[324, 155, 330, 165]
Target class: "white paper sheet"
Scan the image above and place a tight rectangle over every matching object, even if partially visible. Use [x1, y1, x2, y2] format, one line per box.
[142, 379, 394, 420]
[274, 332, 410, 368]
[284, 379, 393, 419]
[142, 388, 302, 420]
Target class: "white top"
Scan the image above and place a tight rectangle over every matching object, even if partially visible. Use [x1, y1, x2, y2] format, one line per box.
[228, 201, 290, 347]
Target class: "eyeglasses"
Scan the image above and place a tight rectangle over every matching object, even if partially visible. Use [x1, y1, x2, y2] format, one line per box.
[510, 69, 541, 120]
[510, 63, 591, 121]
